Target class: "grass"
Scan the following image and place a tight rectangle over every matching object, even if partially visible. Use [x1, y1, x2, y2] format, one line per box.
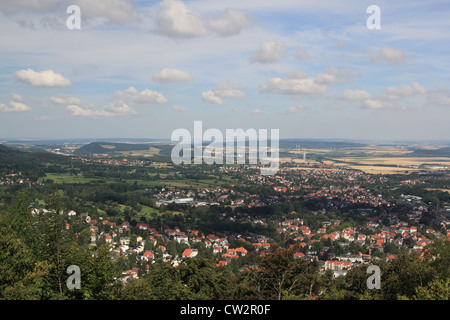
[41, 173, 99, 184]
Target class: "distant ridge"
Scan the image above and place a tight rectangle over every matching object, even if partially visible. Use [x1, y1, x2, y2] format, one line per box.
[73, 142, 151, 156]
[279, 139, 367, 149]
[0, 144, 68, 170]
[408, 146, 450, 157]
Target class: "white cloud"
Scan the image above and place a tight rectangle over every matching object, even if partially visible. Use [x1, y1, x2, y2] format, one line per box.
[314, 67, 360, 85]
[251, 108, 263, 114]
[0, 101, 31, 112]
[114, 86, 138, 100]
[134, 89, 168, 104]
[207, 8, 252, 37]
[51, 94, 81, 105]
[154, 0, 251, 38]
[152, 68, 194, 83]
[260, 67, 358, 97]
[14, 69, 71, 87]
[0, 93, 31, 112]
[249, 41, 287, 63]
[72, 0, 135, 24]
[342, 82, 426, 110]
[67, 105, 112, 118]
[427, 87, 450, 107]
[10, 93, 23, 101]
[362, 99, 385, 109]
[103, 100, 136, 115]
[201, 90, 223, 105]
[260, 77, 327, 95]
[287, 105, 306, 113]
[382, 81, 426, 100]
[201, 82, 245, 105]
[339, 89, 372, 101]
[370, 47, 406, 65]
[114, 86, 168, 104]
[213, 82, 245, 99]
[67, 100, 136, 118]
[172, 105, 186, 112]
[155, 0, 209, 37]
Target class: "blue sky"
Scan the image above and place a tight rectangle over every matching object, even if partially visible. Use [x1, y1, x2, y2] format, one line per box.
[0, 0, 449, 141]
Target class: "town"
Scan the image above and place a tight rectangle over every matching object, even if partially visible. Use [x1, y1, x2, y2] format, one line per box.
[11, 144, 447, 285]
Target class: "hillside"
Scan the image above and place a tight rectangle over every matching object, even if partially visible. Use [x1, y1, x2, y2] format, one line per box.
[0, 144, 69, 172]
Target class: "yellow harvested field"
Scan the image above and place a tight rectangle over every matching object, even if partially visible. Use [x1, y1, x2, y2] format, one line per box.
[347, 165, 420, 175]
[338, 157, 450, 166]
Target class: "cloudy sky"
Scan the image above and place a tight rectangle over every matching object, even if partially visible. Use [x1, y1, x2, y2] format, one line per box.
[0, 0, 449, 141]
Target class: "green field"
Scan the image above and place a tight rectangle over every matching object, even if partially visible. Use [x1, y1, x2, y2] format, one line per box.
[41, 173, 98, 184]
[41, 172, 239, 190]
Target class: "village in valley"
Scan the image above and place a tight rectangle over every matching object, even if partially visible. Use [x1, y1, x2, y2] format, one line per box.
[15, 141, 447, 284]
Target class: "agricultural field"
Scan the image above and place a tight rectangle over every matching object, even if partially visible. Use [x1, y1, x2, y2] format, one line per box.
[282, 143, 450, 175]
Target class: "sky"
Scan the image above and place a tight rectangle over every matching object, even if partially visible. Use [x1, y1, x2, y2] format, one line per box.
[0, 0, 449, 141]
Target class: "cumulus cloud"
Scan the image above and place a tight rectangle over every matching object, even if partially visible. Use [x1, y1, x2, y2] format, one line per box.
[202, 82, 245, 105]
[339, 89, 372, 101]
[114, 86, 138, 100]
[172, 105, 186, 112]
[260, 67, 359, 97]
[72, 0, 135, 24]
[249, 41, 287, 64]
[427, 86, 450, 107]
[340, 82, 426, 110]
[370, 47, 406, 65]
[14, 69, 71, 87]
[152, 68, 194, 83]
[103, 99, 137, 114]
[260, 69, 324, 96]
[155, 0, 208, 37]
[10, 93, 23, 101]
[134, 89, 168, 104]
[207, 8, 252, 37]
[201, 90, 223, 105]
[362, 99, 385, 109]
[0, 93, 31, 113]
[213, 82, 245, 99]
[251, 108, 263, 114]
[0, 101, 31, 113]
[114, 86, 168, 104]
[260, 77, 327, 95]
[67, 100, 136, 118]
[66, 85, 168, 118]
[382, 81, 426, 100]
[314, 67, 360, 85]
[51, 94, 81, 105]
[286, 105, 306, 113]
[155, 0, 251, 38]
[67, 105, 110, 118]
